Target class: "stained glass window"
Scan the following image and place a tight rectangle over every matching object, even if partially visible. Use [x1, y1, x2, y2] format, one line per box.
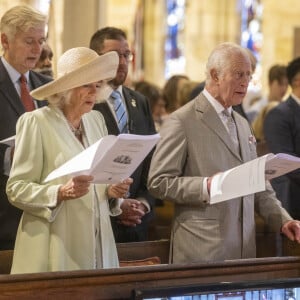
[165, 0, 186, 79]
[239, 0, 263, 95]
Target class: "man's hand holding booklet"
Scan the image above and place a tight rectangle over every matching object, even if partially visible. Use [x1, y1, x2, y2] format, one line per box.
[210, 153, 300, 204]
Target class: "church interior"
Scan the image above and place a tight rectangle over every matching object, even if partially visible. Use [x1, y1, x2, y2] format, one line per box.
[1, 0, 300, 299]
[1, 0, 300, 91]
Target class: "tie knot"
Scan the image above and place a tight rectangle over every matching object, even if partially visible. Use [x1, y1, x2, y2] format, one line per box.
[20, 74, 27, 84]
[222, 109, 231, 118]
[111, 90, 121, 101]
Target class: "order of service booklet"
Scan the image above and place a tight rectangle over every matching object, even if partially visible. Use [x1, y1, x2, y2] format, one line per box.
[210, 153, 300, 204]
[44, 133, 160, 184]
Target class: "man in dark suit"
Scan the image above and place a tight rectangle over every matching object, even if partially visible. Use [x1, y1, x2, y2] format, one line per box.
[0, 5, 52, 250]
[264, 57, 300, 220]
[90, 27, 157, 242]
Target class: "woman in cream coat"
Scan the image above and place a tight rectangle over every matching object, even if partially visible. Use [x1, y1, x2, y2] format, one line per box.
[6, 48, 132, 274]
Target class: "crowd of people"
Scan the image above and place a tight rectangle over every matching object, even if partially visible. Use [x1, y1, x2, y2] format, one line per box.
[1, 4, 300, 274]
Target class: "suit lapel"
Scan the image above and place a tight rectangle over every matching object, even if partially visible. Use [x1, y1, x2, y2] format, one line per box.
[287, 96, 300, 113]
[94, 102, 119, 135]
[122, 87, 137, 132]
[196, 94, 242, 161]
[232, 111, 249, 161]
[0, 60, 24, 115]
[29, 71, 50, 107]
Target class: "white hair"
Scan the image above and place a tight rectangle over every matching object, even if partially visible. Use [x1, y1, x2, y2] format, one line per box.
[47, 85, 107, 108]
[205, 42, 250, 85]
[0, 5, 47, 40]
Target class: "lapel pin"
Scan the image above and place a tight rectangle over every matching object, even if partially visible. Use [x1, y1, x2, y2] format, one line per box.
[131, 99, 136, 107]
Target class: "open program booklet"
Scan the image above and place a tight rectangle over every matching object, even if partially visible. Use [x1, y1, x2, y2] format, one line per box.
[210, 153, 300, 204]
[44, 133, 160, 184]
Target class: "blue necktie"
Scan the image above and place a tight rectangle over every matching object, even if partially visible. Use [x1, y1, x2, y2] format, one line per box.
[111, 90, 128, 133]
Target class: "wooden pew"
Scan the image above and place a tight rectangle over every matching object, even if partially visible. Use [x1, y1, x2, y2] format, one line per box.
[1, 234, 300, 275]
[0, 250, 12, 275]
[0, 240, 170, 274]
[117, 239, 169, 266]
[0, 256, 300, 299]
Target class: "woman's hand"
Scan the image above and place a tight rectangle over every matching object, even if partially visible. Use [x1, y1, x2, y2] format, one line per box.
[107, 178, 133, 199]
[58, 175, 94, 202]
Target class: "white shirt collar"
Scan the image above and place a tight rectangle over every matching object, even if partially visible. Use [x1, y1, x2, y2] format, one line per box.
[291, 93, 300, 105]
[202, 88, 233, 114]
[1, 56, 30, 84]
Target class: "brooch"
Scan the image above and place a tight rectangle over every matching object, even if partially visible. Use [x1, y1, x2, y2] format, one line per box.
[131, 99, 136, 107]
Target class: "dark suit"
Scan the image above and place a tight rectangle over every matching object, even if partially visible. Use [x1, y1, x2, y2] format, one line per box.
[264, 96, 300, 219]
[0, 59, 52, 250]
[94, 86, 156, 242]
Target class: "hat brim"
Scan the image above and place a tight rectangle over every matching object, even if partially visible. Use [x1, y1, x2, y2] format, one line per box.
[30, 51, 119, 100]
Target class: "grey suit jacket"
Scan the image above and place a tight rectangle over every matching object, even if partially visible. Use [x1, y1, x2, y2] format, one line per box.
[0, 59, 52, 250]
[148, 93, 291, 264]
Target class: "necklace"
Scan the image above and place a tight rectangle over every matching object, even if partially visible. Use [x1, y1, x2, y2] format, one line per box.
[68, 120, 83, 138]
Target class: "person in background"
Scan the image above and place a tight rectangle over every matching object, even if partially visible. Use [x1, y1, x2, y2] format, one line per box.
[264, 57, 300, 219]
[6, 47, 133, 274]
[90, 27, 156, 243]
[251, 64, 288, 131]
[0, 5, 52, 250]
[177, 80, 201, 107]
[242, 48, 262, 120]
[252, 64, 288, 156]
[189, 81, 206, 100]
[162, 74, 189, 114]
[148, 42, 300, 265]
[134, 80, 167, 132]
[33, 42, 53, 77]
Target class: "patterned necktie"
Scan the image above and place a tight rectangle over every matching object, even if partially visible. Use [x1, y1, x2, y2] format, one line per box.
[111, 90, 128, 133]
[222, 109, 239, 152]
[20, 74, 35, 111]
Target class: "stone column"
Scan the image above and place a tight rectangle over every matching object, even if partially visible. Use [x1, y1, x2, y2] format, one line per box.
[184, 0, 240, 82]
[143, 0, 166, 86]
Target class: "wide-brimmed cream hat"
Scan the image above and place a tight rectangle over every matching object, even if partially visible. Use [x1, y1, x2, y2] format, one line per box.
[30, 47, 119, 100]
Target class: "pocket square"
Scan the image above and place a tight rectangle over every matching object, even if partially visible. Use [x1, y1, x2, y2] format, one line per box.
[248, 134, 256, 145]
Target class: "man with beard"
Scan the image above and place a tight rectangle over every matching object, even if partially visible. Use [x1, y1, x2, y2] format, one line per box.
[90, 27, 157, 242]
[33, 43, 53, 78]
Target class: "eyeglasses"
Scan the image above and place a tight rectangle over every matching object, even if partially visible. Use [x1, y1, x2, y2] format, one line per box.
[233, 71, 252, 82]
[117, 51, 133, 62]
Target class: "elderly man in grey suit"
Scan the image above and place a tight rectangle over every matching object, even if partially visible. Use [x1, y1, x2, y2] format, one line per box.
[148, 42, 300, 264]
[0, 5, 51, 250]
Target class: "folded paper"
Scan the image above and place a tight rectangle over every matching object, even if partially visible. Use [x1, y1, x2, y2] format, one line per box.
[44, 133, 160, 184]
[210, 153, 300, 204]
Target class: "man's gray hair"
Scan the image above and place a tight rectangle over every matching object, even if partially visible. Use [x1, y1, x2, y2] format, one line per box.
[205, 42, 250, 85]
[0, 5, 47, 40]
